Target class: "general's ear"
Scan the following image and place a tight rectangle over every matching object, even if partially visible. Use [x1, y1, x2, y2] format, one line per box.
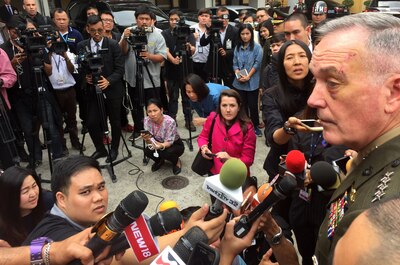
[384, 74, 400, 114]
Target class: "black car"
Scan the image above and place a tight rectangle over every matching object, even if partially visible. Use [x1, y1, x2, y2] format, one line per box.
[67, 0, 169, 33]
[304, 0, 350, 19]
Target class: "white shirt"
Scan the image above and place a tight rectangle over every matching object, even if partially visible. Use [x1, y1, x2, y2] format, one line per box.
[190, 23, 209, 63]
[90, 38, 104, 53]
[48, 53, 76, 89]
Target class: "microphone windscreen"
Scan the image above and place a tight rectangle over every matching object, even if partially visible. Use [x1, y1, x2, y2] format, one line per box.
[111, 190, 149, 231]
[173, 226, 208, 263]
[219, 158, 247, 189]
[286, 150, 306, 174]
[310, 161, 339, 188]
[149, 208, 183, 237]
[257, 183, 273, 202]
[159, 200, 179, 212]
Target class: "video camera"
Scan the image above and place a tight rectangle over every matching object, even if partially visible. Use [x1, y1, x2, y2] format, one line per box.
[127, 27, 153, 50]
[172, 18, 195, 40]
[16, 24, 68, 66]
[207, 15, 225, 33]
[78, 46, 109, 84]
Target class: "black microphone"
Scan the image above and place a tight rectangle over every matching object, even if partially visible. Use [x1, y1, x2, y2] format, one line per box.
[233, 176, 297, 238]
[173, 226, 209, 263]
[106, 207, 183, 257]
[310, 161, 341, 190]
[86, 190, 149, 257]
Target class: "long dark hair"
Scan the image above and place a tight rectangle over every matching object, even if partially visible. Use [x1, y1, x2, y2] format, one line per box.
[236, 23, 255, 51]
[184, 74, 210, 101]
[259, 19, 274, 47]
[217, 89, 251, 133]
[270, 40, 314, 118]
[0, 166, 44, 246]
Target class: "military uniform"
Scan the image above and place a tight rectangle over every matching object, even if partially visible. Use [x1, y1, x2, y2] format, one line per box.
[315, 127, 400, 265]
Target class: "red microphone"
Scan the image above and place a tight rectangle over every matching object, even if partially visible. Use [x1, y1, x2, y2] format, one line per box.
[285, 150, 306, 184]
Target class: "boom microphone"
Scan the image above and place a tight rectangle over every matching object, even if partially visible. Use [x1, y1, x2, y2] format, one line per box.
[310, 161, 341, 190]
[233, 176, 297, 238]
[202, 158, 247, 220]
[86, 190, 149, 257]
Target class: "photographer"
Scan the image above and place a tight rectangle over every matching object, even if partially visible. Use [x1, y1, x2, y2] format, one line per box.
[1, 17, 64, 168]
[119, 6, 167, 140]
[47, 35, 82, 152]
[190, 8, 211, 82]
[161, 9, 196, 131]
[77, 15, 124, 162]
[200, 6, 238, 87]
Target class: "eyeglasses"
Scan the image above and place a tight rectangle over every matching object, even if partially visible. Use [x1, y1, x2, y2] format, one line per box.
[89, 28, 104, 34]
[102, 18, 114, 23]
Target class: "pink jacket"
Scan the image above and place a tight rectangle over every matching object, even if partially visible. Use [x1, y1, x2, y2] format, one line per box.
[0, 48, 16, 109]
[197, 112, 256, 175]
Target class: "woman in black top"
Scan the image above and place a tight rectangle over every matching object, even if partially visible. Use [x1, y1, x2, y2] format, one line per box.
[0, 166, 52, 246]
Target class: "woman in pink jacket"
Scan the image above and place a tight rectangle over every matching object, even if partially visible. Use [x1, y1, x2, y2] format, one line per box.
[198, 89, 256, 175]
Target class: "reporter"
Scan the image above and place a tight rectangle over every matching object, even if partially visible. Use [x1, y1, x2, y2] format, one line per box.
[184, 73, 227, 126]
[142, 98, 184, 175]
[198, 89, 256, 175]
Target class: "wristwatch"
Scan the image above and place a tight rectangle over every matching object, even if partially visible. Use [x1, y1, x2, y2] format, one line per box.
[30, 237, 52, 265]
[283, 121, 297, 135]
[267, 226, 283, 245]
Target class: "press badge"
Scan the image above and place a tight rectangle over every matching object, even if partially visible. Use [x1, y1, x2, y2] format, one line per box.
[299, 188, 311, 202]
[198, 46, 203, 53]
[57, 76, 65, 86]
[226, 39, 232, 50]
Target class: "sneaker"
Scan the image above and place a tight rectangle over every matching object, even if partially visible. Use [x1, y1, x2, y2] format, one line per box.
[122, 124, 134, 132]
[255, 127, 262, 137]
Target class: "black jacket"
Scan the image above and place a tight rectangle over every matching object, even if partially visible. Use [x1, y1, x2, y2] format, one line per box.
[77, 37, 125, 99]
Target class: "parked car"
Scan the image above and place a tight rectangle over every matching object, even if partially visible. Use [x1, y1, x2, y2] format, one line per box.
[365, 0, 400, 17]
[66, 0, 170, 33]
[209, 5, 257, 22]
[304, 0, 350, 19]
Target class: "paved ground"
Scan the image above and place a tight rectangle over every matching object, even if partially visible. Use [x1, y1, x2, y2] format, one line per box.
[36, 112, 270, 215]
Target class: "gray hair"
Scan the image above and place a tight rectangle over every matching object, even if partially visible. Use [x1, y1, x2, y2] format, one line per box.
[358, 197, 400, 265]
[317, 13, 400, 85]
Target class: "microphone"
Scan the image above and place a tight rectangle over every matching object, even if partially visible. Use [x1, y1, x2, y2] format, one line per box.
[233, 176, 297, 238]
[107, 207, 183, 257]
[159, 200, 179, 211]
[310, 161, 341, 190]
[202, 158, 247, 220]
[150, 226, 209, 265]
[86, 190, 149, 258]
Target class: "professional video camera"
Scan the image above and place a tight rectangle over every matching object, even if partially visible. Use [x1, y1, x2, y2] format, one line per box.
[172, 18, 195, 40]
[78, 47, 109, 84]
[127, 27, 153, 50]
[16, 24, 68, 66]
[207, 15, 225, 34]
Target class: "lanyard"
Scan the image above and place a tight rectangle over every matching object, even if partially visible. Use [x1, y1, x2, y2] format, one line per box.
[52, 55, 62, 73]
[59, 32, 68, 43]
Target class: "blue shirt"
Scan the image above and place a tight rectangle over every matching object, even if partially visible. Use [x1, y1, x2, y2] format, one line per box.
[59, 26, 83, 54]
[190, 83, 228, 117]
[232, 43, 263, 91]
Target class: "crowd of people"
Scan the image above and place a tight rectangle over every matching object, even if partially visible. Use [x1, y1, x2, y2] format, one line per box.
[1, 0, 400, 264]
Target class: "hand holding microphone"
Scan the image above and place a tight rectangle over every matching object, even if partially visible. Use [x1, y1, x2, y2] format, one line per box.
[202, 158, 247, 221]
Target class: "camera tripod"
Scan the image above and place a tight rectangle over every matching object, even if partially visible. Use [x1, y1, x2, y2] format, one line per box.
[81, 70, 132, 183]
[176, 40, 198, 151]
[130, 45, 159, 165]
[209, 32, 222, 84]
[0, 95, 20, 168]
